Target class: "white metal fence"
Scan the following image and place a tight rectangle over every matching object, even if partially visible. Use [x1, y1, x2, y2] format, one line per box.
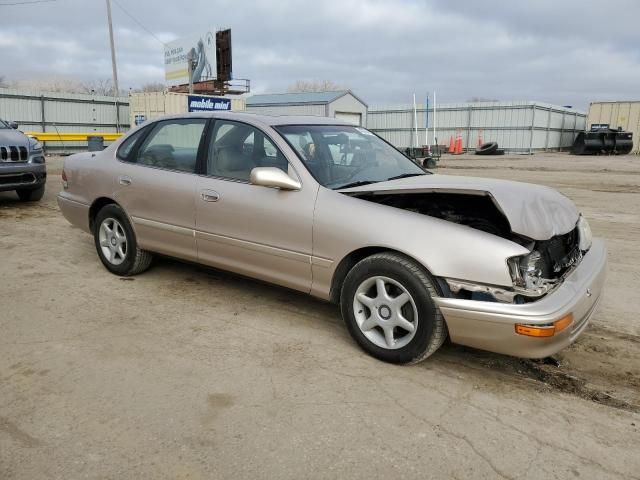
[1, 91, 588, 154]
[368, 101, 586, 153]
[0, 88, 129, 153]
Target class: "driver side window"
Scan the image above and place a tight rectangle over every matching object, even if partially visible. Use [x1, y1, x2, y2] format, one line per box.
[206, 120, 289, 181]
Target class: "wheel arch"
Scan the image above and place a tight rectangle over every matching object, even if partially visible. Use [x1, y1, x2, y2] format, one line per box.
[329, 246, 442, 304]
[89, 197, 121, 232]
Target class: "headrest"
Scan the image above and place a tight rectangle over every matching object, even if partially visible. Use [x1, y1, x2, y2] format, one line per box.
[216, 147, 253, 172]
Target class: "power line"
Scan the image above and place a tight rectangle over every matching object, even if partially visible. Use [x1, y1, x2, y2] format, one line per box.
[0, 0, 56, 5]
[111, 0, 167, 46]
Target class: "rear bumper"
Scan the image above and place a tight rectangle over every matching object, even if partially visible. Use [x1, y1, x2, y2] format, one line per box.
[435, 238, 607, 358]
[0, 163, 46, 192]
[57, 193, 91, 233]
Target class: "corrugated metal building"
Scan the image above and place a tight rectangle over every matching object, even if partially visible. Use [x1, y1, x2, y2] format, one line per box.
[128, 92, 246, 127]
[0, 87, 128, 152]
[245, 91, 368, 126]
[368, 101, 586, 153]
[587, 101, 640, 154]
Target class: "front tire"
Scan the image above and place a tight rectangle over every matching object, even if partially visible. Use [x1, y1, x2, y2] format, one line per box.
[93, 204, 153, 276]
[16, 185, 45, 202]
[340, 252, 447, 364]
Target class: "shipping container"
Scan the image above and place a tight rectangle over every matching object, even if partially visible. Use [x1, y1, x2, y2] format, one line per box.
[128, 92, 246, 129]
[587, 101, 640, 154]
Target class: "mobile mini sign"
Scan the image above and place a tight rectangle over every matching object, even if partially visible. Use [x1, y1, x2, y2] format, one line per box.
[188, 95, 231, 112]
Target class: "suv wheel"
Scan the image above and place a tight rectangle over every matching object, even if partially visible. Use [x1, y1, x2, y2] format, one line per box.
[340, 252, 447, 364]
[93, 204, 153, 276]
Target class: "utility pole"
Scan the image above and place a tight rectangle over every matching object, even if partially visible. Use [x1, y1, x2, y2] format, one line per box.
[105, 0, 119, 97]
[105, 0, 120, 132]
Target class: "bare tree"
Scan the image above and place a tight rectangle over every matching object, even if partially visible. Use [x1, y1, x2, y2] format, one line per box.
[6, 77, 168, 96]
[131, 82, 166, 93]
[287, 80, 345, 93]
[9, 78, 82, 93]
[7, 77, 126, 96]
[79, 78, 117, 96]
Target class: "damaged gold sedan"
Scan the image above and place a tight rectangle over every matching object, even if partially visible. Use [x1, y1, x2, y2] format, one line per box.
[58, 112, 606, 364]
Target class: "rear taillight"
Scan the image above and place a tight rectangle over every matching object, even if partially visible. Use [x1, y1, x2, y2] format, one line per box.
[62, 170, 68, 189]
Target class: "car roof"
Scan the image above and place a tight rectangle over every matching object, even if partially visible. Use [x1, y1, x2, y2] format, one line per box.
[154, 111, 353, 128]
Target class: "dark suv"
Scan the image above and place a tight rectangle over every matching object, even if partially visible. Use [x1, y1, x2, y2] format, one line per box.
[0, 119, 46, 201]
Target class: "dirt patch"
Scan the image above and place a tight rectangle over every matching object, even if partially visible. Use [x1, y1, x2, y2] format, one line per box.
[442, 325, 640, 413]
[592, 185, 640, 194]
[0, 417, 43, 448]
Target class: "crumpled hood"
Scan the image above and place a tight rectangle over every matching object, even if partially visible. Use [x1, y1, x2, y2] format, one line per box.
[0, 128, 30, 149]
[340, 174, 579, 240]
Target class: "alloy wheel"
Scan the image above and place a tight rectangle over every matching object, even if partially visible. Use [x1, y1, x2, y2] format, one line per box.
[353, 275, 418, 349]
[98, 217, 127, 266]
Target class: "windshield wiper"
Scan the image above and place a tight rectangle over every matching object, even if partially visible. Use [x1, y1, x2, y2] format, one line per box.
[334, 180, 378, 190]
[385, 173, 427, 181]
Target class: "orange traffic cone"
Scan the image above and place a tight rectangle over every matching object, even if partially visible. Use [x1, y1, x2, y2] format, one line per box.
[448, 136, 455, 153]
[454, 135, 463, 154]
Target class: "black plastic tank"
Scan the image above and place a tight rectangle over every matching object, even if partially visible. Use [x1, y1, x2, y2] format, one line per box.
[571, 128, 633, 155]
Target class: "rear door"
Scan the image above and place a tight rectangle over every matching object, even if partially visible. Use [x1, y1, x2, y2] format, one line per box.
[114, 118, 207, 262]
[194, 119, 316, 293]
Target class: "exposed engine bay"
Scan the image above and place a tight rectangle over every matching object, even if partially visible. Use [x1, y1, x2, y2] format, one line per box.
[352, 191, 514, 239]
[351, 191, 587, 304]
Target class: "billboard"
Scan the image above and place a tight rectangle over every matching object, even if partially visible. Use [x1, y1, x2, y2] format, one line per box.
[187, 95, 231, 112]
[216, 29, 232, 81]
[164, 32, 216, 86]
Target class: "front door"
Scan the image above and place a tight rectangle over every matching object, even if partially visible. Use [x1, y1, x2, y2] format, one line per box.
[114, 118, 207, 262]
[195, 119, 316, 293]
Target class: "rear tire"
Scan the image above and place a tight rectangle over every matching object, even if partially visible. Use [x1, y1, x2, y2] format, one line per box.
[16, 185, 45, 202]
[93, 204, 153, 276]
[340, 252, 447, 364]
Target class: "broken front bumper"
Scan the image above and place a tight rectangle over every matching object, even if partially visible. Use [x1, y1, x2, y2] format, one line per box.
[434, 239, 607, 358]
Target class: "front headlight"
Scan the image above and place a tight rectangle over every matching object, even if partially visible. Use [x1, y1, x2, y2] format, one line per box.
[29, 138, 43, 152]
[507, 257, 524, 287]
[577, 215, 592, 251]
[508, 251, 544, 289]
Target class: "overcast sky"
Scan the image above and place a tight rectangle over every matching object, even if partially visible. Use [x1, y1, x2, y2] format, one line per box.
[1, 0, 639, 109]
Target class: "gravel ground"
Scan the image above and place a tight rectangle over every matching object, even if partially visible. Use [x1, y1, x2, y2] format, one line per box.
[0, 152, 639, 479]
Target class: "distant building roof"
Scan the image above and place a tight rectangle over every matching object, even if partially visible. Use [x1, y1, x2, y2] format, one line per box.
[246, 90, 367, 107]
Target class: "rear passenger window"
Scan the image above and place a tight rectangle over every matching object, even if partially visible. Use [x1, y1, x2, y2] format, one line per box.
[117, 126, 149, 161]
[135, 119, 206, 173]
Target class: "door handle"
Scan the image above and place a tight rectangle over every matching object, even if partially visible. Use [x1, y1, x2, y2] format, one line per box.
[118, 176, 132, 186]
[200, 190, 220, 202]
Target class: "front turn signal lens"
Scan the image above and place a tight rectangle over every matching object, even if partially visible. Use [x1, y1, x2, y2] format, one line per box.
[553, 314, 574, 333]
[515, 313, 574, 338]
[515, 324, 555, 337]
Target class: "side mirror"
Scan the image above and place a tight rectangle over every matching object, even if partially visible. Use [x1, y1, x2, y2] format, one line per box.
[8, 121, 18, 129]
[250, 167, 301, 191]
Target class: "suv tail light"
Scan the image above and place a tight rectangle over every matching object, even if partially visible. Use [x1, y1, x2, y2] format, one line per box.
[62, 170, 68, 189]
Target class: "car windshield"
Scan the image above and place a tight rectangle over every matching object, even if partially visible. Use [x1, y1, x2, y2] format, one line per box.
[0, 120, 9, 129]
[275, 125, 427, 189]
